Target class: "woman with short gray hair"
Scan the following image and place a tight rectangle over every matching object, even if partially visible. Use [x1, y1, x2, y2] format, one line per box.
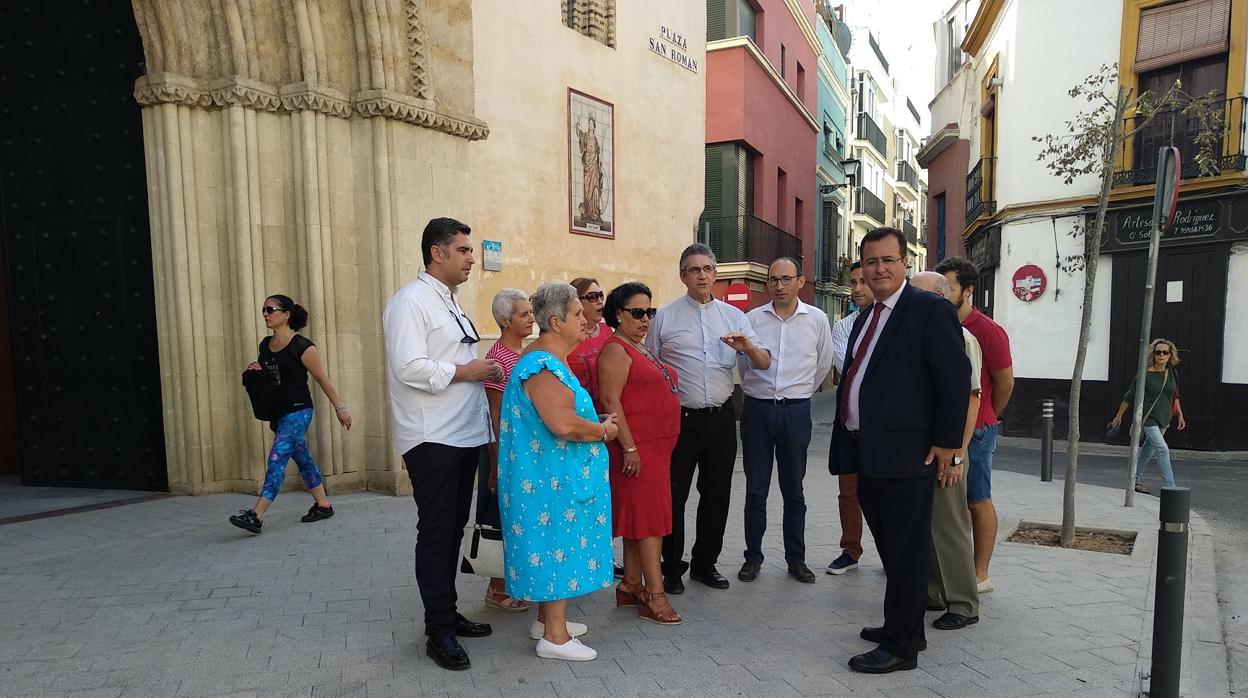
[479, 288, 535, 613]
[498, 282, 618, 661]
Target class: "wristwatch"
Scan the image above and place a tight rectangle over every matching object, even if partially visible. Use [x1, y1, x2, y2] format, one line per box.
[952, 455, 964, 466]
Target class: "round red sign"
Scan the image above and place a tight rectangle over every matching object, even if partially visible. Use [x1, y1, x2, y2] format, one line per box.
[1011, 264, 1047, 302]
[724, 282, 751, 311]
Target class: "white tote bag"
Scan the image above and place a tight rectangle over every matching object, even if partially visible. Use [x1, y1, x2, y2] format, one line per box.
[460, 524, 505, 579]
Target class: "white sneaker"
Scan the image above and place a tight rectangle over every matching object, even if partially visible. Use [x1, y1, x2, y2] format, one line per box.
[977, 577, 994, 594]
[536, 636, 597, 661]
[529, 619, 588, 640]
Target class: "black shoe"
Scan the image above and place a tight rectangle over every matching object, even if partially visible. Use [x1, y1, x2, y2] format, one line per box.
[425, 637, 470, 671]
[229, 509, 262, 534]
[860, 626, 926, 651]
[454, 613, 492, 638]
[738, 561, 761, 582]
[689, 566, 730, 589]
[614, 563, 625, 578]
[300, 504, 335, 523]
[663, 575, 685, 595]
[848, 648, 917, 674]
[932, 612, 979, 630]
[787, 563, 816, 583]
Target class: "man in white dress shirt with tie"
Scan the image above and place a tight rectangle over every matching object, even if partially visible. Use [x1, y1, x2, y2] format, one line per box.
[382, 217, 503, 672]
[736, 258, 834, 584]
[646, 243, 770, 593]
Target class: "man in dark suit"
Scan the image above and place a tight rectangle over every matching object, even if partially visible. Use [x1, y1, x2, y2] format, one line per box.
[829, 227, 970, 674]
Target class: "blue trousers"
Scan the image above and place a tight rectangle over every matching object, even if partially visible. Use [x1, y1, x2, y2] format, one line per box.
[1137, 424, 1177, 488]
[741, 398, 812, 565]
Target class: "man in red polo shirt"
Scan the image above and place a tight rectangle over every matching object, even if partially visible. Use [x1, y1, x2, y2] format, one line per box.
[935, 257, 1014, 593]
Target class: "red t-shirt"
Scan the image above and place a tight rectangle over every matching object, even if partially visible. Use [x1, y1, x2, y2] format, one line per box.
[962, 307, 1012, 428]
[483, 340, 521, 393]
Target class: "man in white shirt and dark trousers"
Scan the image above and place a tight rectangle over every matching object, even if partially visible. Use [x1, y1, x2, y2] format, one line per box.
[647, 243, 770, 593]
[737, 258, 834, 584]
[382, 217, 503, 672]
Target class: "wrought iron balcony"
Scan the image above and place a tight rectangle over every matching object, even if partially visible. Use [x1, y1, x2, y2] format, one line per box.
[965, 156, 996, 228]
[855, 112, 887, 156]
[896, 160, 919, 191]
[854, 187, 886, 225]
[1113, 96, 1247, 186]
[697, 214, 802, 267]
[900, 217, 917, 244]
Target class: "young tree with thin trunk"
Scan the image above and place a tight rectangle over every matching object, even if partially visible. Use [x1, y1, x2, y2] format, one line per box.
[1032, 65, 1222, 547]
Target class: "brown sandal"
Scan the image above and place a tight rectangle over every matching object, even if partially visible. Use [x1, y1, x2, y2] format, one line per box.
[615, 581, 642, 608]
[638, 590, 682, 625]
[484, 585, 530, 613]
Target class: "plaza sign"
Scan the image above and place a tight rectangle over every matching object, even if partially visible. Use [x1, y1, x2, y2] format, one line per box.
[648, 25, 699, 74]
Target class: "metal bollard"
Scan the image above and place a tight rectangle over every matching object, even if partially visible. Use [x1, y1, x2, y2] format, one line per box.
[1040, 399, 1054, 482]
[1149, 487, 1190, 698]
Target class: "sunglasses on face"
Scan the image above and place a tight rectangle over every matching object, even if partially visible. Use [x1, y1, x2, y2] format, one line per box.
[261, 305, 284, 315]
[622, 307, 657, 320]
[579, 292, 605, 302]
[1154, 349, 1170, 356]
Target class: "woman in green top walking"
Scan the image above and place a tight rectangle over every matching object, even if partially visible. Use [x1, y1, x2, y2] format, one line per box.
[1108, 338, 1187, 494]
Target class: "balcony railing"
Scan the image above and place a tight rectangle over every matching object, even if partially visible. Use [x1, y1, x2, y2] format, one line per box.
[854, 187, 886, 225]
[965, 156, 996, 227]
[896, 160, 919, 191]
[697, 214, 802, 267]
[1113, 96, 1247, 186]
[900, 218, 917, 244]
[856, 112, 887, 156]
[823, 136, 838, 161]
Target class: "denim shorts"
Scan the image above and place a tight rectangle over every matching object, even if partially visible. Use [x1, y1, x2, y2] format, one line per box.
[966, 422, 999, 503]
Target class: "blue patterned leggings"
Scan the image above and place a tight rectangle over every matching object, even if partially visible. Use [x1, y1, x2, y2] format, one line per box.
[260, 408, 323, 501]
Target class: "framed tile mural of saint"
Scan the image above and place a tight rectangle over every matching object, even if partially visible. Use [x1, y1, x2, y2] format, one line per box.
[568, 89, 614, 237]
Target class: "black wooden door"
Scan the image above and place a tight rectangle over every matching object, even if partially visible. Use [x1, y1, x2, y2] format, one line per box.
[0, 2, 167, 489]
[1108, 245, 1227, 450]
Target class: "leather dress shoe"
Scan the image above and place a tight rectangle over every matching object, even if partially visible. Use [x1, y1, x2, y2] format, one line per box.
[689, 566, 730, 589]
[859, 626, 926, 651]
[787, 563, 816, 583]
[932, 612, 979, 630]
[454, 613, 492, 638]
[426, 636, 471, 671]
[848, 647, 917, 674]
[738, 561, 761, 582]
[663, 575, 685, 595]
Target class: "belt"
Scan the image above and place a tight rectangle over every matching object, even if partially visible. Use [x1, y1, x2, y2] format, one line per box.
[745, 396, 810, 406]
[682, 403, 728, 416]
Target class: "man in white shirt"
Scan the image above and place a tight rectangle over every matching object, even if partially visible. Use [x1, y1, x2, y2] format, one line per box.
[827, 261, 873, 576]
[382, 217, 503, 672]
[736, 258, 833, 585]
[646, 243, 770, 593]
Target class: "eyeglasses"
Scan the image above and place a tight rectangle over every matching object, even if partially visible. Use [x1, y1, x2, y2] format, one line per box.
[1153, 349, 1170, 356]
[261, 305, 284, 315]
[579, 292, 605, 302]
[450, 310, 480, 345]
[622, 307, 657, 320]
[682, 264, 716, 276]
[862, 256, 905, 269]
[767, 275, 799, 287]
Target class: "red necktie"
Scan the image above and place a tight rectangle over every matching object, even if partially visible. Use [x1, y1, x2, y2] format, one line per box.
[839, 302, 885, 426]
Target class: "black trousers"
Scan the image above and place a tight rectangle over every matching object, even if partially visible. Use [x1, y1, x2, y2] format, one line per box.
[403, 442, 480, 640]
[663, 406, 737, 576]
[857, 473, 936, 661]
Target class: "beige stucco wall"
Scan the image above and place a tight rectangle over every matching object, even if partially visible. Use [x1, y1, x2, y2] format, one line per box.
[466, 0, 707, 330]
[131, 0, 486, 495]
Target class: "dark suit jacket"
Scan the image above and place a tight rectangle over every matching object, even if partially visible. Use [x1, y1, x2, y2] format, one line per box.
[828, 283, 970, 479]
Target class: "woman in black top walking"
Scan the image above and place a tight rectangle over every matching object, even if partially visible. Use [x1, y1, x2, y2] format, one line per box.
[1109, 337, 1186, 494]
[230, 295, 352, 534]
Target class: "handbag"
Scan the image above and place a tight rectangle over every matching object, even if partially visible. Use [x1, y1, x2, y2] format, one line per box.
[459, 524, 505, 579]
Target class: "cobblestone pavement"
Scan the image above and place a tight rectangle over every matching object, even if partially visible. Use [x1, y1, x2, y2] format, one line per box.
[0, 397, 1228, 697]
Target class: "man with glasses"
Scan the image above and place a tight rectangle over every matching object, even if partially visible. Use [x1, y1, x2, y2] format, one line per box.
[828, 228, 968, 674]
[382, 217, 503, 671]
[736, 258, 833, 585]
[647, 243, 770, 593]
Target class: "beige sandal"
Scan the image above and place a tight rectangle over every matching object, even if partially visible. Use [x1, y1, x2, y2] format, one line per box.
[484, 585, 530, 613]
[638, 590, 682, 625]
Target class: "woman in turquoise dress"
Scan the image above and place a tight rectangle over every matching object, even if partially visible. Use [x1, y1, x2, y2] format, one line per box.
[499, 282, 618, 662]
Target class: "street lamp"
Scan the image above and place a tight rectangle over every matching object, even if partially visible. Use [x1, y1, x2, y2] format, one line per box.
[819, 157, 860, 195]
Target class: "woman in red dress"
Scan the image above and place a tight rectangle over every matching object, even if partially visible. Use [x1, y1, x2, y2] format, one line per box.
[597, 282, 682, 625]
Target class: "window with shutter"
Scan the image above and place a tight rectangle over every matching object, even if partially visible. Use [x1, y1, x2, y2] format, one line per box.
[1134, 0, 1230, 73]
